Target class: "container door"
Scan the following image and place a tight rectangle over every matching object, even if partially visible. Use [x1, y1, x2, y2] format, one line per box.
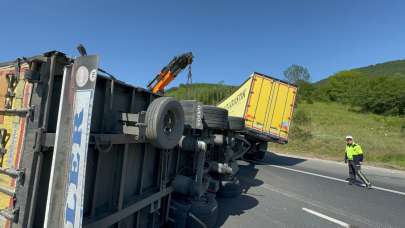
[44, 56, 99, 228]
[244, 75, 273, 132]
[244, 73, 297, 142]
[264, 80, 297, 141]
[0, 64, 32, 227]
[247, 76, 274, 132]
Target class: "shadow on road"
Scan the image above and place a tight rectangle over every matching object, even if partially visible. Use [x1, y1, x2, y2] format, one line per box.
[262, 151, 307, 166]
[215, 163, 260, 228]
[215, 152, 306, 227]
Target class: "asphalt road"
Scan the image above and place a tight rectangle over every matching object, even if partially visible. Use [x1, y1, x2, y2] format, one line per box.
[217, 152, 405, 228]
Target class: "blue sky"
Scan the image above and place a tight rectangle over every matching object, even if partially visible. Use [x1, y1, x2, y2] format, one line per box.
[1, 0, 405, 87]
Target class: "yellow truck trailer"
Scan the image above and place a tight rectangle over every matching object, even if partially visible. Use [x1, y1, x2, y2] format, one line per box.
[218, 72, 297, 144]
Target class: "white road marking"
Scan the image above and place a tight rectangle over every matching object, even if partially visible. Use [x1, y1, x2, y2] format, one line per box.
[302, 207, 350, 227]
[372, 186, 405, 196]
[260, 183, 381, 228]
[268, 164, 405, 196]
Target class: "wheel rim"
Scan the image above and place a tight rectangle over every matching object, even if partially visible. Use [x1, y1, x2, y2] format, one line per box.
[163, 110, 176, 135]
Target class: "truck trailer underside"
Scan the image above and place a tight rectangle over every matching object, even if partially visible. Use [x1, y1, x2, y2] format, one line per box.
[0, 50, 297, 228]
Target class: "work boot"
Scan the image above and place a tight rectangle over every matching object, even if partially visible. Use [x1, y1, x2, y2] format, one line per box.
[366, 184, 372, 189]
[348, 178, 356, 185]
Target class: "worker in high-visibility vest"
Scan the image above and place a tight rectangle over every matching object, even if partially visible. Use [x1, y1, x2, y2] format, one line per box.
[344, 135, 372, 188]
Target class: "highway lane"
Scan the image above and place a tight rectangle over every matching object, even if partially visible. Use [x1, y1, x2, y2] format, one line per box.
[217, 152, 405, 228]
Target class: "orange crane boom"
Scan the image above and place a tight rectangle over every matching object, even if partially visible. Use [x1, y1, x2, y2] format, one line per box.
[147, 52, 193, 94]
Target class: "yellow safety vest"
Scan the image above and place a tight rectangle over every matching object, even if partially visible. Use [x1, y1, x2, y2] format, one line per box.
[345, 143, 363, 160]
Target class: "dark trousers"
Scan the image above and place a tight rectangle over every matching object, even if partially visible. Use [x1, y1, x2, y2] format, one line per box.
[348, 159, 371, 185]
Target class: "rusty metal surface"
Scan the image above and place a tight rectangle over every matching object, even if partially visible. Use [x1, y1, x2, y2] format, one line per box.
[0, 63, 32, 227]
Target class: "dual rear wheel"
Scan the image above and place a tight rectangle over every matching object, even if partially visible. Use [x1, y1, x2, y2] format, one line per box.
[145, 97, 184, 149]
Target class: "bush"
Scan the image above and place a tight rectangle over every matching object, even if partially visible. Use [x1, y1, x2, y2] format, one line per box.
[306, 99, 314, 104]
[313, 70, 405, 116]
[293, 109, 311, 125]
[291, 125, 312, 141]
[291, 109, 312, 141]
[295, 80, 315, 104]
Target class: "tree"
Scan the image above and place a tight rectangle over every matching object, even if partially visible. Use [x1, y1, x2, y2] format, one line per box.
[295, 80, 315, 103]
[283, 64, 311, 84]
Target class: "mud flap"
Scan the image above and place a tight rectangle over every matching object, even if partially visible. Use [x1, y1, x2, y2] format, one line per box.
[44, 56, 99, 228]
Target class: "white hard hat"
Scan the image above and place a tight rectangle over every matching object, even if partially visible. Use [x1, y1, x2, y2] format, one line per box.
[345, 135, 353, 140]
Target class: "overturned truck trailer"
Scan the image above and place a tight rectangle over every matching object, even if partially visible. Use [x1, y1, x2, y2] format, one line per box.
[0, 50, 297, 228]
[0, 52, 188, 228]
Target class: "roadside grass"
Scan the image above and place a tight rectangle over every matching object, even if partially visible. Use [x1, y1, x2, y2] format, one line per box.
[270, 102, 405, 170]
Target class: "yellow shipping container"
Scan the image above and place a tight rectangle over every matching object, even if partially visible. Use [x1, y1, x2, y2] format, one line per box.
[218, 72, 297, 143]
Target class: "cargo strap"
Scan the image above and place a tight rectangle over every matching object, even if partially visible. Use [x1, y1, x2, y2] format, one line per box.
[0, 128, 24, 223]
[0, 166, 24, 223]
[4, 59, 20, 109]
[0, 128, 7, 167]
[0, 165, 24, 223]
[0, 128, 6, 157]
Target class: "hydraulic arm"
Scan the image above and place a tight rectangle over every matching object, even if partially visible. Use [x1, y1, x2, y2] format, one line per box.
[147, 52, 193, 93]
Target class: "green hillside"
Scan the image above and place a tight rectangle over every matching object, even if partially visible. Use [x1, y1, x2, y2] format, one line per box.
[271, 102, 405, 169]
[356, 59, 405, 77]
[310, 59, 405, 116]
[312, 71, 405, 115]
[317, 59, 405, 85]
[166, 83, 236, 105]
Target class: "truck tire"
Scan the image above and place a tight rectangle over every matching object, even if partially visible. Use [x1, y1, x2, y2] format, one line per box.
[217, 177, 241, 198]
[169, 197, 191, 228]
[145, 97, 184, 149]
[180, 100, 202, 129]
[243, 140, 267, 161]
[202, 106, 228, 130]
[173, 175, 194, 195]
[228, 116, 245, 131]
[255, 149, 266, 160]
[187, 194, 218, 228]
[243, 148, 266, 161]
[180, 101, 195, 116]
[169, 194, 218, 228]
